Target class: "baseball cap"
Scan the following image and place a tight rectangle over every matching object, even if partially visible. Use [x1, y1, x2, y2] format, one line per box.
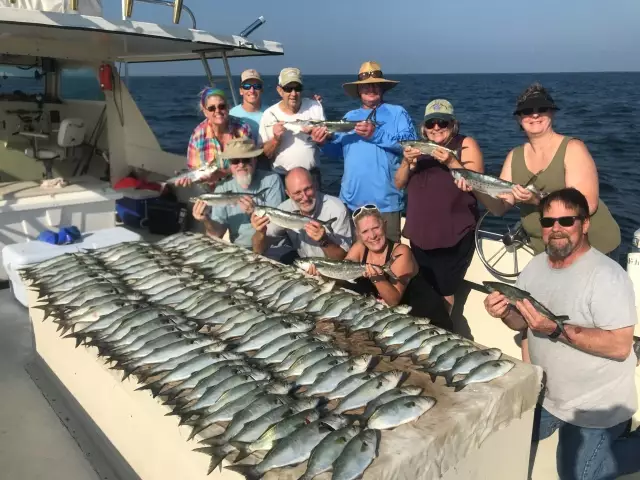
[424, 99, 456, 122]
[278, 67, 303, 87]
[240, 69, 262, 84]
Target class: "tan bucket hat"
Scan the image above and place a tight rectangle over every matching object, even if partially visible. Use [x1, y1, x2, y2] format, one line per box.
[219, 137, 263, 160]
[342, 61, 399, 98]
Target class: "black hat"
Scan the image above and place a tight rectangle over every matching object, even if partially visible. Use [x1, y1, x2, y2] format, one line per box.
[514, 92, 559, 115]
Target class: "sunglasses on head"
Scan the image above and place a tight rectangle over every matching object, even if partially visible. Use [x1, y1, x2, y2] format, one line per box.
[206, 104, 227, 113]
[357, 70, 384, 81]
[241, 83, 263, 91]
[230, 158, 252, 166]
[352, 203, 379, 220]
[540, 215, 583, 228]
[517, 107, 551, 116]
[281, 84, 303, 93]
[424, 119, 451, 129]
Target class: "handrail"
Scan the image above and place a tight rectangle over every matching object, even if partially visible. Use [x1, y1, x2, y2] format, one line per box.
[123, 0, 197, 28]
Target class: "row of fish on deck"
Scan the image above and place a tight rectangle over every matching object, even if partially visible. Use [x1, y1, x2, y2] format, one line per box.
[22, 232, 515, 479]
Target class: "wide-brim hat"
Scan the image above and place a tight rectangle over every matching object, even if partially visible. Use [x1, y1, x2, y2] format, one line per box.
[218, 137, 263, 159]
[342, 61, 399, 98]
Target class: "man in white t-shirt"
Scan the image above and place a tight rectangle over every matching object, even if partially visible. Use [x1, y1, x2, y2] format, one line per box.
[258, 67, 325, 188]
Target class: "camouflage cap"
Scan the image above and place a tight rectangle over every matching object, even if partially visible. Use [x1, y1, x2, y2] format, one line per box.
[424, 99, 456, 122]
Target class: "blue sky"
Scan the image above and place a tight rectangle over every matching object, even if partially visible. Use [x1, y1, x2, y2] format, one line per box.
[104, 0, 640, 75]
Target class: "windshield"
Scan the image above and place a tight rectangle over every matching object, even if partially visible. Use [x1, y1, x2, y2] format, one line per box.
[0, 65, 45, 102]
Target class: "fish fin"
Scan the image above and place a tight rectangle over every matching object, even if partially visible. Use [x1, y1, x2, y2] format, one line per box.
[555, 315, 570, 322]
[228, 442, 251, 462]
[192, 446, 231, 475]
[320, 217, 337, 234]
[382, 253, 403, 280]
[429, 373, 437, 383]
[523, 174, 539, 188]
[453, 382, 466, 392]
[224, 464, 262, 480]
[444, 373, 454, 387]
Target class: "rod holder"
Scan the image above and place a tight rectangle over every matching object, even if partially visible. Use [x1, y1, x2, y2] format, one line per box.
[69, 0, 78, 10]
[173, 0, 183, 24]
[124, 0, 134, 18]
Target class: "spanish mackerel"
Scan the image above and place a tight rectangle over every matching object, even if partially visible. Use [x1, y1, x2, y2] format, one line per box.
[253, 206, 337, 233]
[294, 256, 400, 281]
[450, 169, 545, 199]
[190, 189, 268, 206]
[399, 140, 458, 159]
[165, 163, 220, 185]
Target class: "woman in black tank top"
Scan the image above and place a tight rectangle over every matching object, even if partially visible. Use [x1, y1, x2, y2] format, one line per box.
[343, 205, 453, 331]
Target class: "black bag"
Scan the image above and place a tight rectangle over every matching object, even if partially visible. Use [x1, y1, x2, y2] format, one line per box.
[145, 197, 191, 235]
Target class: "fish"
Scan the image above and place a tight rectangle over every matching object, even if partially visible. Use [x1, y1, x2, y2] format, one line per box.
[225, 415, 349, 479]
[282, 119, 371, 134]
[359, 386, 424, 423]
[450, 169, 545, 199]
[367, 396, 437, 430]
[332, 429, 380, 480]
[451, 359, 515, 391]
[302, 354, 374, 397]
[294, 256, 401, 282]
[423, 345, 478, 381]
[253, 206, 337, 233]
[189, 189, 268, 207]
[298, 425, 362, 480]
[444, 348, 503, 386]
[165, 163, 220, 185]
[483, 281, 571, 341]
[333, 370, 405, 414]
[399, 140, 459, 159]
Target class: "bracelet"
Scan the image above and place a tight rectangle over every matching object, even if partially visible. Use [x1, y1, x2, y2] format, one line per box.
[548, 324, 562, 339]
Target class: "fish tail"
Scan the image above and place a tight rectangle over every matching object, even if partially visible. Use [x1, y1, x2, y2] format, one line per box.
[225, 463, 262, 480]
[383, 253, 403, 280]
[453, 381, 467, 392]
[322, 217, 337, 234]
[444, 372, 454, 387]
[192, 446, 231, 474]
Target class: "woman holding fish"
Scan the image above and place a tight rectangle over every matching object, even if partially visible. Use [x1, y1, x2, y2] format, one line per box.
[456, 83, 621, 257]
[395, 99, 484, 318]
[178, 87, 253, 190]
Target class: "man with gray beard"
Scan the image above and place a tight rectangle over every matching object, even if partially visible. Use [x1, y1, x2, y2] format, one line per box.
[192, 138, 285, 252]
[484, 187, 640, 480]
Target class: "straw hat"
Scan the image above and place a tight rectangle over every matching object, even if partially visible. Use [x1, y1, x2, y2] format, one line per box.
[342, 61, 399, 98]
[219, 137, 263, 159]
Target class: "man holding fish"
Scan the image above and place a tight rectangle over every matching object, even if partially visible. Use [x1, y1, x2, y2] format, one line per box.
[310, 61, 417, 242]
[484, 188, 640, 480]
[250, 167, 352, 261]
[190, 138, 286, 256]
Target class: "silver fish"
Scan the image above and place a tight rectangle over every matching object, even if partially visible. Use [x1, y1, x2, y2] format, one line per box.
[360, 386, 424, 422]
[253, 206, 337, 233]
[367, 395, 437, 430]
[165, 163, 220, 185]
[444, 348, 503, 386]
[333, 370, 405, 414]
[423, 345, 478, 380]
[400, 139, 459, 159]
[451, 169, 545, 199]
[294, 256, 400, 282]
[302, 354, 374, 397]
[189, 189, 268, 207]
[299, 425, 362, 480]
[332, 429, 380, 480]
[451, 359, 515, 391]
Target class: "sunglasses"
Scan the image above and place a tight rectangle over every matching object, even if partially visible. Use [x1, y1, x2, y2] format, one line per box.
[352, 203, 379, 220]
[357, 70, 383, 81]
[424, 119, 451, 129]
[517, 107, 551, 116]
[206, 104, 227, 113]
[230, 158, 252, 166]
[241, 83, 263, 91]
[280, 84, 303, 93]
[540, 215, 583, 228]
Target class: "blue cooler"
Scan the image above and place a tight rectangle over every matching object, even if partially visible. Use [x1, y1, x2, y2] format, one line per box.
[115, 189, 161, 228]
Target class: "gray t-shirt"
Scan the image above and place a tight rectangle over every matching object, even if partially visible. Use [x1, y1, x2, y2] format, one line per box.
[516, 248, 637, 428]
[265, 192, 353, 258]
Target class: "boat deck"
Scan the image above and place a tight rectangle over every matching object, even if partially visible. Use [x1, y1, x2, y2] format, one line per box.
[0, 288, 100, 480]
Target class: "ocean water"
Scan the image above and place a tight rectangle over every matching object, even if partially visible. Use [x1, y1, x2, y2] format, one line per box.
[60, 72, 640, 251]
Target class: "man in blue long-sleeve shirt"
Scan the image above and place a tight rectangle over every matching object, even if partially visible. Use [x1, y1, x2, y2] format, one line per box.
[310, 61, 417, 242]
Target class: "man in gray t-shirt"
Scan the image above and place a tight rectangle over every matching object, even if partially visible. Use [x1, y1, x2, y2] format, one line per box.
[251, 167, 352, 261]
[484, 188, 639, 480]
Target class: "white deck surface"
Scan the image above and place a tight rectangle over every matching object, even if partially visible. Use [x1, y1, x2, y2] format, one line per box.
[0, 288, 100, 480]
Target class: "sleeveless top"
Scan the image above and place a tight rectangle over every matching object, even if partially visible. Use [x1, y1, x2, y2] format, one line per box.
[349, 240, 453, 331]
[511, 136, 620, 255]
[403, 134, 479, 251]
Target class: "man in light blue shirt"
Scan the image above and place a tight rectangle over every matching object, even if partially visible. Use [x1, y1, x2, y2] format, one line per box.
[192, 138, 285, 253]
[228, 69, 265, 142]
[311, 61, 417, 242]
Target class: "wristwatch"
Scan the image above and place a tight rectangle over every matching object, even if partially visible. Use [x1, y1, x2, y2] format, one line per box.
[548, 325, 562, 339]
[318, 235, 330, 248]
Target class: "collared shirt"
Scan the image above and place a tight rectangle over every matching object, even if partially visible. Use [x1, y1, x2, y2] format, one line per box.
[265, 192, 352, 258]
[210, 170, 285, 249]
[321, 103, 417, 213]
[187, 117, 252, 171]
[229, 105, 264, 142]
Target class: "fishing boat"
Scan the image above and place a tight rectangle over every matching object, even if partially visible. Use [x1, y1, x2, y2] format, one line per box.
[0, 0, 638, 479]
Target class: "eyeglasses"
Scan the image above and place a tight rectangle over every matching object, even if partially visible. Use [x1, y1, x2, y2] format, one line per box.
[516, 107, 551, 116]
[540, 215, 584, 228]
[352, 203, 379, 220]
[230, 158, 252, 166]
[206, 104, 227, 113]
[241, 83, 263, 91]
[357, 70, 383, 81]
[281, 84, 303, 93]
[424, 119, 451, 129]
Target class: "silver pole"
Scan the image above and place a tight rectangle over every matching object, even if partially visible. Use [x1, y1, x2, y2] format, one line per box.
[199, 53, 215, 87]
[221, 52, 238, 106]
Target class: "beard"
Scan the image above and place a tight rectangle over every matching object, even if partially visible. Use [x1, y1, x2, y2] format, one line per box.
[293, 197, 316, 215]
[235, 170, 253, 189]
[545, 234, 574, 259]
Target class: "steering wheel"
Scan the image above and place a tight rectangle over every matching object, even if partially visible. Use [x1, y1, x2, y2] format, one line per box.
[474, 210, 535, 278]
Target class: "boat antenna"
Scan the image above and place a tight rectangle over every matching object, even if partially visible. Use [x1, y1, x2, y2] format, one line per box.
[239, 16, 266, 38]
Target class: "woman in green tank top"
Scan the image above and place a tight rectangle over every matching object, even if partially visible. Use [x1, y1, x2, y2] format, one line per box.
[458, 82, 620, 256]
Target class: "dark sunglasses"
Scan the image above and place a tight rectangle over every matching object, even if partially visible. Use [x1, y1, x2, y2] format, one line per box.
[357, 70, 383, 81]
[540, 215, 583, 228]
[352, 203, 378, 220]
[424, 119, 451, 129]
[516, 107, 551, 116]
[241, 83, 263, 91]
[230, 158, 252, 166]
[281, 84, 303, 93]
[206, 104, 227, 113]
